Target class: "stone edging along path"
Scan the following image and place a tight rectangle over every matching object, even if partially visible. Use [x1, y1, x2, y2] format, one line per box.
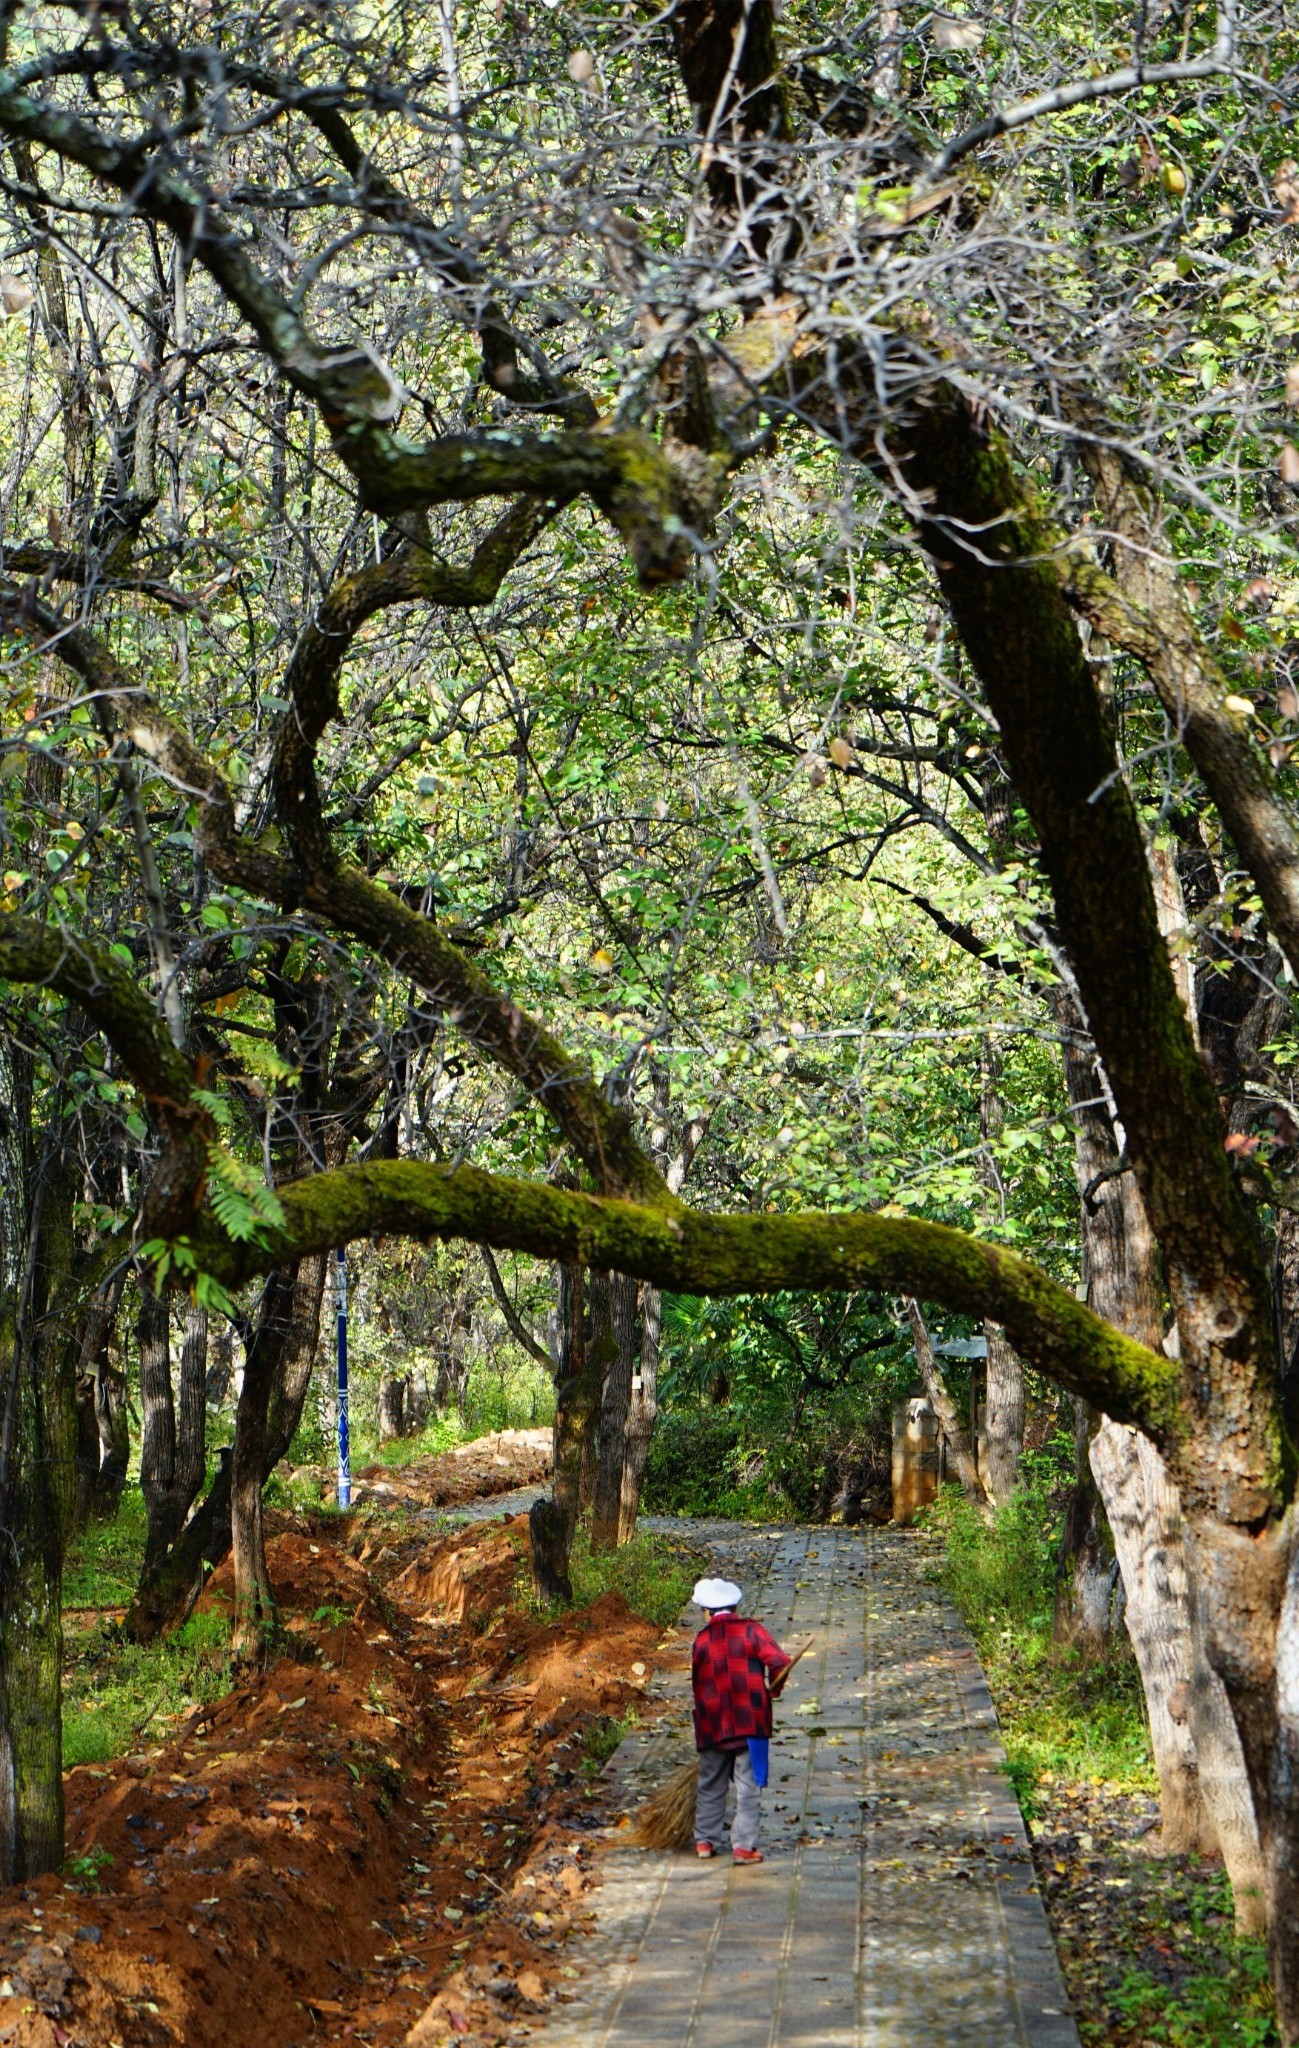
[528, 1524, 1081, 2048]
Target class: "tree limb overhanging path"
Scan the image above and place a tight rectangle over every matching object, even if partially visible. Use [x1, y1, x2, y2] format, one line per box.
[524, 1526, 1078, 2048]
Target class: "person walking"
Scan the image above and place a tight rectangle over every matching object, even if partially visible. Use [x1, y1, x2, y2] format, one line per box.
[691, 1576, 792, 1865]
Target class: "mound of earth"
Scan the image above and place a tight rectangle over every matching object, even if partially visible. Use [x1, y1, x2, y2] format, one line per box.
[291, 1428, 552, 1514]
[0, 1514, 680, 2048]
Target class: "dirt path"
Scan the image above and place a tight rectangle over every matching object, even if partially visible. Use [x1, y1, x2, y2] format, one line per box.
[0, 1501, 681, 2048]
[539, 1524, 1080, 2048]
[2, 1491, 1078, 2048]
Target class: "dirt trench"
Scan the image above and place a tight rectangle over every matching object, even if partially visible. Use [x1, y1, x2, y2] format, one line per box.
[0, 1510, 684, 2048]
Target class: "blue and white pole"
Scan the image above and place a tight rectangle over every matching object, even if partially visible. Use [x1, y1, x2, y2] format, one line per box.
[336, 1246, 351, 1509]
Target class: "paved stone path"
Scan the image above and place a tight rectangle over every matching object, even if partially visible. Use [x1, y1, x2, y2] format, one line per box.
[536, 1524, 1079, 2048]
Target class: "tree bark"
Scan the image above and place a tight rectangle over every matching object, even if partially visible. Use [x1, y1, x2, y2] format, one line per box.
[204, 1319, 236, 1412]
[136, 1294, 208, 1576]
[904, 1299, 988, 1506]
[1053, 1400, 1115, 1659]
[978, 1039, 1025, 1502]
[530, 1263, 605, 1601]
[1056, 988, 1265, 1917]
[70, 1286, 118, 1533]
[0, 1119, 81, 1885]
[983, 1326, 1025, 1504]
[579, 1269, 615, 1516]
[619, 1281, 661, 1545]
[91, 1353, 129, 1521]
[590, 1272, 640, 1550]
[602, 1079, 710, 1545]
[123, 1257, 327, 1641]
[229, 1306, 279, 1656]
[378, 1372, 408, 1442]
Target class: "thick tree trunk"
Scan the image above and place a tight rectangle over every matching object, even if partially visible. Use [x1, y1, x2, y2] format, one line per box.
[618, 1281, 661, 1544]
[91, 1356, 129, 1521]
[175, 1301, 208, 1515]
[137, 1290, 175, 1569]
[378, 1372, 408, 1442]
[1274, 1206, 1299, 1441]
[983, 1326, 1025, 1504]
[590, 1273, 640, 1550]
[904, 1299, 988, 1506]
[204, 1320, 236, 1411]
[123, 1257, 327, 1641]
[70, 1287, 118, 1533]
[0, 1288, 67, 1884]
[136, 1294, 209, 1575]
[578, 1270, 615, 1516]
[229, 1312, 278, 1656]
[978, 1039, 1025, 1502]
[0, 1129, 81, 1885]
[530, 1264, 605, 1601]
[1053, 1400, 1115, 1658]
[433, 1347, 470, 1414]
[1057, 989, 1265, 1915]
[1089, 1423, 1205, 1842]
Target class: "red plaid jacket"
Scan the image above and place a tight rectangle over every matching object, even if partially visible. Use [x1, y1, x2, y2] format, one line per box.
[691, 1614, 791, 1750]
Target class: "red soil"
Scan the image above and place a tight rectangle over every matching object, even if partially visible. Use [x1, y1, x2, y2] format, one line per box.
[0, 1514, 677, 2048]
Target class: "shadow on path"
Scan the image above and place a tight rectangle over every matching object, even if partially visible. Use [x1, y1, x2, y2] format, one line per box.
[533, 1524, 1080, 2048]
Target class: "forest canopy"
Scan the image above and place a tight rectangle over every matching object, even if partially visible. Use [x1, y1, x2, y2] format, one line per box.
[2, 0, 1299, 2033]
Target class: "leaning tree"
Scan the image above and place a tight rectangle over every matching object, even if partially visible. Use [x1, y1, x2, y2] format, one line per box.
[3, 0, 1299, 2028]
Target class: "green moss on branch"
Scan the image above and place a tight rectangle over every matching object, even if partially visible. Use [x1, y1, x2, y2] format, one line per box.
[186, 1157, 1185, 1452]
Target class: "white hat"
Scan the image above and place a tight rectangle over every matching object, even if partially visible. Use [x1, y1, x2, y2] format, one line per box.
[693, 1577, 742, 1610]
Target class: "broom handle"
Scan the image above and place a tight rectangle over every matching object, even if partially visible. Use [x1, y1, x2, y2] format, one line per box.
[767, 1638, 813, 1696]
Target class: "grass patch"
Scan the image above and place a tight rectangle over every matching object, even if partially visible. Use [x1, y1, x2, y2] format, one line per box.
[928, 1486, 1155, 1803]
[567, 1527, 706, 1630]
[581, 1711, 638, 1774]
[511, 1526, 707, 1630]
[63, 1488, 149, 1610]
[62, 1604, 233, 1768]
[1107, 1945, 1277, 2047]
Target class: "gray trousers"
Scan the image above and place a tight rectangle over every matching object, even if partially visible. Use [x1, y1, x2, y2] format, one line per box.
[695, 1745, 761, 1851]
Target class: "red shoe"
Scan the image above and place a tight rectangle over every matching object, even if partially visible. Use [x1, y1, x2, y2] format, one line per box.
[695, 1842, 716, 1858]
[732, 1847, 764, 1865]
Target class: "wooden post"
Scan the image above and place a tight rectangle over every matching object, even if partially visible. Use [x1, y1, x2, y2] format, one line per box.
[891, 1395, 940, 1525]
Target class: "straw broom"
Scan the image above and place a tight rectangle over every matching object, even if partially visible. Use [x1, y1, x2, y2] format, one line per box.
[630, 1640, 813, 1852]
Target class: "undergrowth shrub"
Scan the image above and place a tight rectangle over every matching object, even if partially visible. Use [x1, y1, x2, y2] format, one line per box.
[926, 1474, 1155, 1801]
[62, 1604, 233, 1767]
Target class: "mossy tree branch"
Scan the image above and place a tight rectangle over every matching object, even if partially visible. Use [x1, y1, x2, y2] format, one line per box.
[0, 75, 714, 588]
[876, 385, 1284, 1520]
[1061, 431, 1299, 989]
[178, 1154, 1186, 1453]
[0, 914, 209, 1235]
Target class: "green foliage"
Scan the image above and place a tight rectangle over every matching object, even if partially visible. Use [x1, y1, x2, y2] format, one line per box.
[136, 1235, 238, 1317]
[63, 1845, 114, 1892]
[563, 1528, 706, 1631]
[650, 1291, 918, 1520]
[929, 1481, 1157, 1806]
[643, 1408, 745, 1516]
[63, 1488, 149, 1609]
[61, 1605, 233, 1768]
[204, 1143, 287, 1243]
[581, 1711, 638, 1774]
[1105, 1949, 1278, 2048]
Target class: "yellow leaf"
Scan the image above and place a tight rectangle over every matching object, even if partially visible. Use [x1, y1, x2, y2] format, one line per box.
[1223, 694, 1256, 717]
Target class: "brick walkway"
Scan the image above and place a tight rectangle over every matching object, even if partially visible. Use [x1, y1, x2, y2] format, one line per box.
[536, 1525, 1079, 2048]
